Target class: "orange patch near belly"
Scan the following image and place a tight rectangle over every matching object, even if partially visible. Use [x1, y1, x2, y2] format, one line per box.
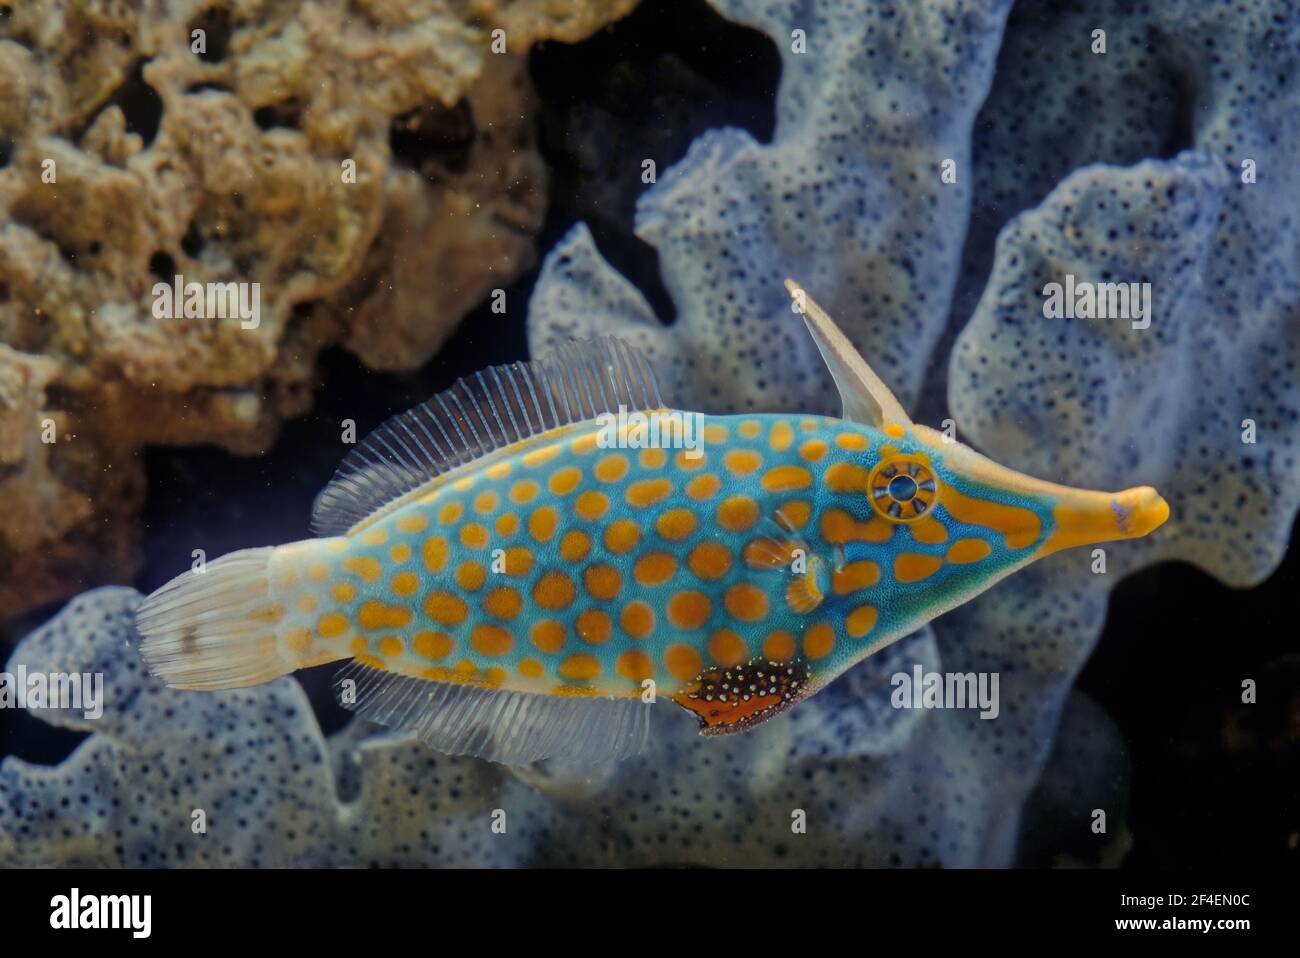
[671, 658, 812, 735]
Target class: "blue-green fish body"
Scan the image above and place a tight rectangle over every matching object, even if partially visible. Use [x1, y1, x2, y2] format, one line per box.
[137, 282, 1168, 763]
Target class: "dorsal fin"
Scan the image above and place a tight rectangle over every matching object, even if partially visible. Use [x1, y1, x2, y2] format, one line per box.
[311, 337, 664, 536]
[783, 278, 914, 430]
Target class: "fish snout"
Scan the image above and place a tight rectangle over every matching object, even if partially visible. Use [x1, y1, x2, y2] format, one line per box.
[1041, 483, 1169, 554]
[1112, 485, 1170, 539]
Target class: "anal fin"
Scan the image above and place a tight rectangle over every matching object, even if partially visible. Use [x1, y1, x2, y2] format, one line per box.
[334, 661, 651, 766]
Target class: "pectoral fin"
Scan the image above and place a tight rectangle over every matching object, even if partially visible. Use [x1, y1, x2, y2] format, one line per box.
[743, 514, 833, 614]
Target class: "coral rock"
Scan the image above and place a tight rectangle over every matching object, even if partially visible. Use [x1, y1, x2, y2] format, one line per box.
[0, 0, 636, 616]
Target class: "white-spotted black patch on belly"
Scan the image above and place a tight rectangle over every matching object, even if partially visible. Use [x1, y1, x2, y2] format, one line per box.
[672, 658, 813, 735]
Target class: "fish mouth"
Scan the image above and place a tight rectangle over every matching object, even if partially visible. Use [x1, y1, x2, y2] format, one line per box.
[1039, 483, 1170, 555]
[1111, 485, 1170, 538]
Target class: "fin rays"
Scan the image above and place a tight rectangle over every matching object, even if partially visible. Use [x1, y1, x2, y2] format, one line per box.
[333, 661, 651, 766]
[311, 338, 664, 536]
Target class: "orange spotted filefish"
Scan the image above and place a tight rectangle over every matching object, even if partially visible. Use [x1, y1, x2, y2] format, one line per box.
[136, 280, 1170, 765]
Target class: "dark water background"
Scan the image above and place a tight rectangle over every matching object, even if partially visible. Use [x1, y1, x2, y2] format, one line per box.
[1, 0, 1295, 868]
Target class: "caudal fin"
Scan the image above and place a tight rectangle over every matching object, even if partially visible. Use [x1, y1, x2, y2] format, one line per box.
[136, 547, 294, 690]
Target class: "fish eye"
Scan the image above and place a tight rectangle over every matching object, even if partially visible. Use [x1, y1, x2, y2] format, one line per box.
[868, 455, 938, 522]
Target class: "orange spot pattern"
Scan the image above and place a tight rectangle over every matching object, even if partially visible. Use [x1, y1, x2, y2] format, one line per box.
[717, 495, 760, 531]
[616, 650, 654, 682]
[634, 551, 677, 586]
[576, 610, 613, 645]
[626, 478, 673, 507]
[687, 541, 732, 580]
[803, 623, 835, 660]
[894, 552, 944, 583]
[685, 473, 722, 500]
[947, 537, 992, 563]
[328, 413, 1000, 691]
[620, 601, 655, 639]
[603, 519, 641, 553]
[708, 629, 748, 667]
[821, 508, 894, 544]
